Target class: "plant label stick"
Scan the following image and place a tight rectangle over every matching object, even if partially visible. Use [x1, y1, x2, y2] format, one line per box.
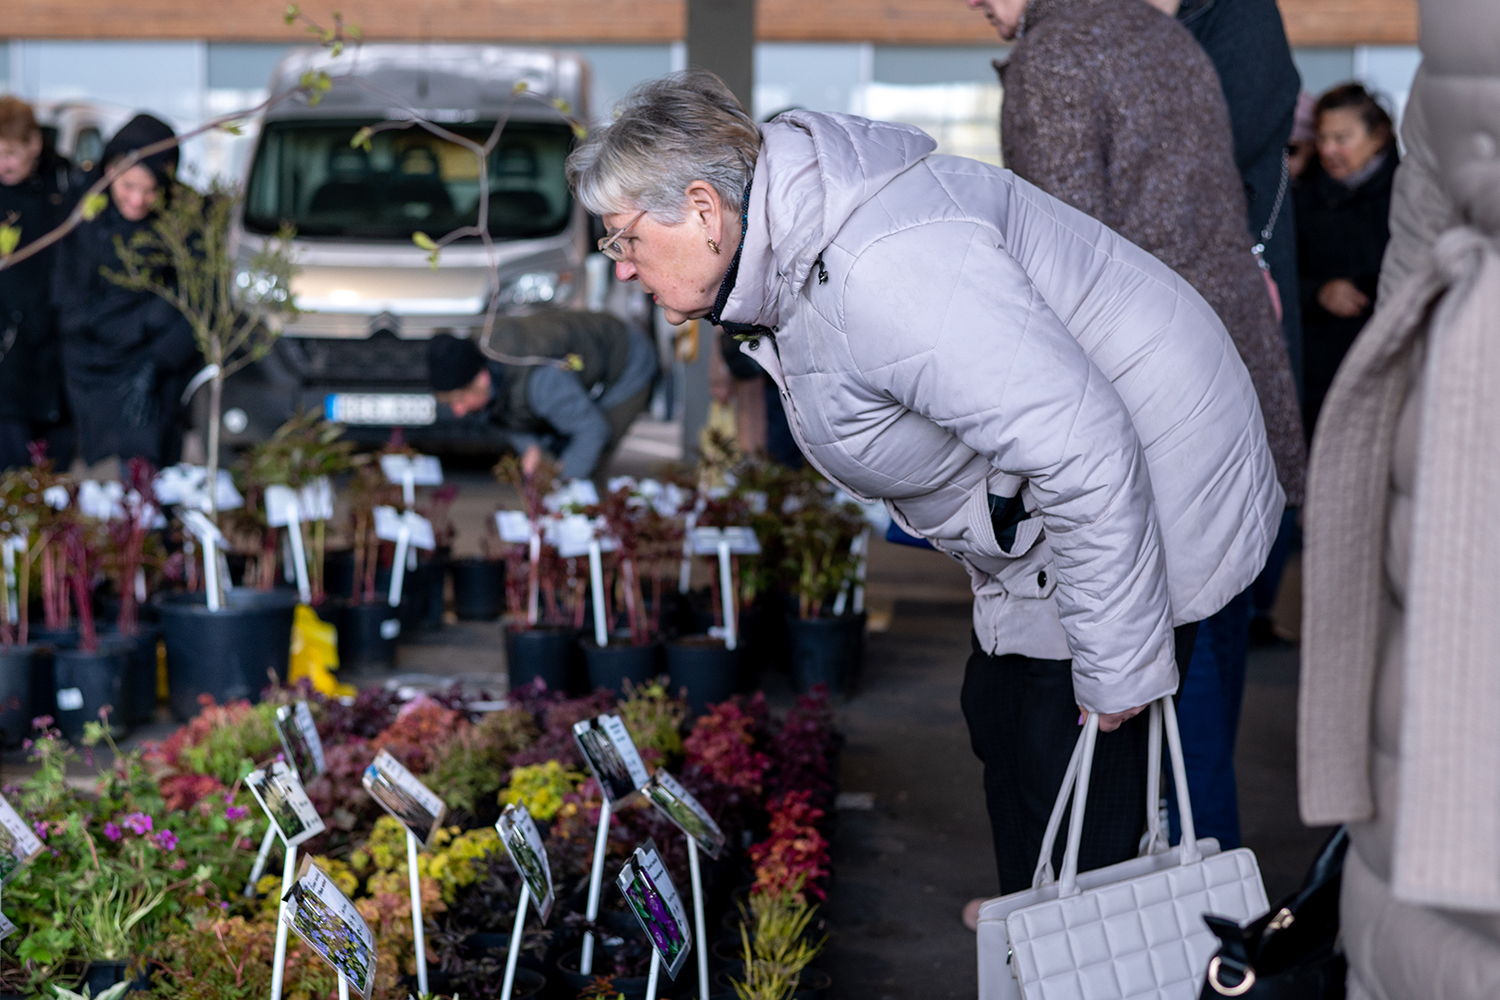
[362, 749, 446, 994]
[244, 821, 279, 897]
[617, 839, 693, 982]
[265, 485, 311, 604]
[717, 538, 735, 650]
[246, 761, 326, 848]
[580, 796, 610, 976]
[496, 802, 554, 998]
[572, 713, 649, 974]
[687, 842, 709, 999]
[379, 453, 443, 509]
[275, 701, 327, 784]
[0, 794, 44, 886]
[281, 857, 379, 999]
[405, 827, 428, 994]
[374, 507, 435, 608]
[646, 948, 661, 1000]
[501, 881, 531, 1000]
[588, 539, 608, 647]
[337, 972, 348, 1000]
[180, 509, 229, 612]
[269, 839, 298, 1000]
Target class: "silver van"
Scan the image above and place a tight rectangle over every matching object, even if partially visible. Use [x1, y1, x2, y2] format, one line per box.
[224, 44, 599, 451]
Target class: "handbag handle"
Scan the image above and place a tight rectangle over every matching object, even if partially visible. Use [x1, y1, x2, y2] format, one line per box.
[1042, 697, 1201, 899]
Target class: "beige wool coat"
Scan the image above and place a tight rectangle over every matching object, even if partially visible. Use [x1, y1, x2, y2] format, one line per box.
[1298, 0, 1500, 993]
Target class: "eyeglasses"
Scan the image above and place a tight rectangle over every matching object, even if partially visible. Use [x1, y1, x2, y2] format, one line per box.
[597, 210, 647, 262]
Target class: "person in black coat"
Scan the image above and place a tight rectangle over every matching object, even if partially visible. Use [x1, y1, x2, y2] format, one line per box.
[0, 97, 74, 471]
[52, 114, 199, 468]
[1294, 83, 1398, 442]
[1172, 0, 1305, 396]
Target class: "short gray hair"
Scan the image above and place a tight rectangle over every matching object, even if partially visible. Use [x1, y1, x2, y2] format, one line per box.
[567, 70, 761, 223]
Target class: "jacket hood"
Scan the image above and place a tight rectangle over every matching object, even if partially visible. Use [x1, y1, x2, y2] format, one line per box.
[101, 114, 179, 189]
[720, 111, 936, 330]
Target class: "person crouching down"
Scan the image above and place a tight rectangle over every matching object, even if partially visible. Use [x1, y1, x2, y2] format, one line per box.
[427, 311, 657, 482]
[567, 70, 1284, 902]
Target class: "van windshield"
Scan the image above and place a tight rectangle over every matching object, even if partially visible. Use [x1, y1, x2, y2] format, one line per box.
[243, 119, 574, 241]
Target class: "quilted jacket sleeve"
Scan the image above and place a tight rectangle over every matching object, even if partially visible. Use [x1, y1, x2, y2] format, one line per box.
[842, 220, 1178, 713]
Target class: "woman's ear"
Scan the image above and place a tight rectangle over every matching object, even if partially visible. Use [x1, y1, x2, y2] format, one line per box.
[683, 180, 726, 239]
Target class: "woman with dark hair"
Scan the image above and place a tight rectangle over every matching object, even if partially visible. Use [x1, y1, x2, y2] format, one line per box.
[1294, 83, 1398, 440]
[52, 113, 199, 469]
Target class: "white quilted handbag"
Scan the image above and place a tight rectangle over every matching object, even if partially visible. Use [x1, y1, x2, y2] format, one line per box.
[976, 697, 1268, 1000]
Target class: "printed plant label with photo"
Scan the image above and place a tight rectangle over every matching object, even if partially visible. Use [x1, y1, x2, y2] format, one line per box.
[495, 803, 554, 924]
[644, 770, 726, 860]
[616, 839, 692, 980]
[0, 909, 15, 943]
[0, 793, 45, 886]
[362, 750, 447, 845]
[284, 856, 378, 999]
[275, 702, 327, 783]
[572, 714, 650, 805]
[245, 760, 326, 848]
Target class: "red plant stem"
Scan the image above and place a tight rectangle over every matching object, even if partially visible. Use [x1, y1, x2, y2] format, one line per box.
[708, 558, 723, 628]
[572, 567, 587, 629]
[621, 557, 642, 645]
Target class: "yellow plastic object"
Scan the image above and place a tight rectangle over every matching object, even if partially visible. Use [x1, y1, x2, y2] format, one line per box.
[289, 603, 355, 697]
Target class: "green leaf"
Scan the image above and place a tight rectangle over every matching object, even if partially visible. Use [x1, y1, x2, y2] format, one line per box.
[284, 3, 301, 24]
[570, 121, 589, 141]
[411, 231, 438, 251]
[513, 80, 530, 94]
[218, 120, 246, 136]
[347, 24, 362, 40]
[0, 224, 19, 256]
[350, 126, 374, 152]
[80, 192, 108, 222]
[563, 353, 584, 372]
[551, 97, 572, 115]
[427, 250, 441, 272]
[331, 39, 344, 57]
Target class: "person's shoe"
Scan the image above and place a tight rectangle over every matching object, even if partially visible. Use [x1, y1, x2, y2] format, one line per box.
[962, 897, 987, 931]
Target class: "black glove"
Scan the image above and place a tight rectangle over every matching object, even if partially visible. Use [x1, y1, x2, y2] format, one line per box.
[120, 359, 159, 429]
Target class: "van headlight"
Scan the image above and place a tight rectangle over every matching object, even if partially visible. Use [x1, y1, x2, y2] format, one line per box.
[496, 271, 574, 308]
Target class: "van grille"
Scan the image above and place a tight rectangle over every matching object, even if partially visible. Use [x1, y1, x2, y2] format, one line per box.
[278, 331, 430, 387]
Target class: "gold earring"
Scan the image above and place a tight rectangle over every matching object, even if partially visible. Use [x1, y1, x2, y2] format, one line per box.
[707, 237, 721, 255]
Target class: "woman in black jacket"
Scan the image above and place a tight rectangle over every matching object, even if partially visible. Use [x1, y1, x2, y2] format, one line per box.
[52, 114, 198, 468]
[1294, 83, 1398, 441]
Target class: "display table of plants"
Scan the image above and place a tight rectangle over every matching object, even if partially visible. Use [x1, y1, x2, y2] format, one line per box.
[0, 674, 838, 1000]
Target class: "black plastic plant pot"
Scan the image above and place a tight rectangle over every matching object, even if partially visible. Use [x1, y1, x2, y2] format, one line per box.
[81, 962, 128, 995]
[505, 625, 577, 693]
[0, 645, 37, 748]
[714, 967, 831, 1000]
[558, 948, 651, 1000]
[581, 637, 662, 695]
[450, 557, 505, 621]
[786, 613, 866, 696]
[54, 645, 128, 741]
[666, 636, 740, 717]
[337, 600, 400, 672]
[101, 624, 164, 727]
[157, 590, 298, 721]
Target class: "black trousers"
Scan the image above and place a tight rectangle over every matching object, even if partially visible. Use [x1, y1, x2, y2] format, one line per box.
[961, 624, 1199, 895]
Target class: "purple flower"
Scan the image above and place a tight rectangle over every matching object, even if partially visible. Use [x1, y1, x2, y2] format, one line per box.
[103, 822, 123, 842]
[225, 805, 249, 822]
[122, 812, 153, 836]
[32, 822, 47, 842]
[153, 829, 178, 851]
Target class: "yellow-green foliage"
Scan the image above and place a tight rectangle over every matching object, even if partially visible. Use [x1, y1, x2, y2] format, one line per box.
[500, 761, 585, 821]
[618, 679, 687, 758]
[349, 816, 502, 904]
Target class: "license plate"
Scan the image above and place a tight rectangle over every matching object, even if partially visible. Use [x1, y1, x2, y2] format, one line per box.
[325, 393, 438, 426]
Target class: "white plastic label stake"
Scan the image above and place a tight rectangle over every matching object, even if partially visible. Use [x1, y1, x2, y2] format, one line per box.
[244, 821, 279, 897]
[2, 536, 23, 626]
[265, 486, 312, 604]
[717, 540, 736, 651]
[646, 949, 661, 1000]
[337, 973, 348, 1000]
[528, 530, 541, 627]
[688, 840, 709, 1000]
[579, 796, 612, 976]
[379, 454, 442, 508]
[500, 881, 530, 1000]
[180, 510, 229, 612]
[406, 828, 428, 994]
[495, 510, 532, 543]
[588, 539, 608, 648]
[374, 507, 435, 606]
[269, 840, 297, 1000]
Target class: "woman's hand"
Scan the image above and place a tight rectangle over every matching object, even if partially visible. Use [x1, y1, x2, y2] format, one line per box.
[1081, 703, 1148, 733]
[1317, 278, 1370, 318]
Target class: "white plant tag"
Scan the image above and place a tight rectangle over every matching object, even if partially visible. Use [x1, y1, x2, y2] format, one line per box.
[78, 480, 125, 520]
[245, 760, 326, 847]
[553, 514, 615, 559]
[379, 454, 443, 486]
[363, 749, 447, 844]
[283, 857, 379, 999]
[263, 485, 301, 528]
[496, 803, 555, 924]
[572, 714, 651, 805]
[495, 510, 533, 544]
[55, 688, 84, 711]
[644, 770, 726, 860]
[275, 702, 327, 782]
[0, 793, 45, 885]
[374, 506, 436, 550]
[299, 477, 334, 521]
[689, 526, 760, 555]
[179, 509, 228, 546]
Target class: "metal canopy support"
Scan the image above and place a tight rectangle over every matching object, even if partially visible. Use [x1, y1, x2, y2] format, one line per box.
[679, 0, 755, 462]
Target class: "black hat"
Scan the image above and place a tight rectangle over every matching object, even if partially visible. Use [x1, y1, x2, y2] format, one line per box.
[427, 334, 485, 391]
[101, 113, 180, 189]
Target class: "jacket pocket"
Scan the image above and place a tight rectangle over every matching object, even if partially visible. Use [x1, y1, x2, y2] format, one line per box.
[962, 478, 1058, 601]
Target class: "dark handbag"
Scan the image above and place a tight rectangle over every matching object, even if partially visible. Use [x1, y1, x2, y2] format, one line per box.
[1200, 826, 1349, 999]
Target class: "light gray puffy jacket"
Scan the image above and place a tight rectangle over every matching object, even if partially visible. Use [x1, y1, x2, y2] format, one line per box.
[722, 112, 1282, 713]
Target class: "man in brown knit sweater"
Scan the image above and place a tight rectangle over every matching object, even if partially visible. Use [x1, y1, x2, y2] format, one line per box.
[963, 0, 1304, 919]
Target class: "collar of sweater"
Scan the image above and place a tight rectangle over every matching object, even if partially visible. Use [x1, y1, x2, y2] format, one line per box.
[1019, 0, 1089, 36]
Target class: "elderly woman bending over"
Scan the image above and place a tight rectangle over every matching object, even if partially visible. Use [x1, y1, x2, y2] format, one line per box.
[568, 72, 1282, 897]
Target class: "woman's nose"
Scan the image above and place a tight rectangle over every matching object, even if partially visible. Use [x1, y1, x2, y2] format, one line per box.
[615, 259, 638, 282]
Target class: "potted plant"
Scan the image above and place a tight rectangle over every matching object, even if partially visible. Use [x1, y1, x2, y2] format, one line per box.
[100, 457, 168, 727]
[494, 454, 581, 692]
[108, 181, 302, 720]
[579, 482, 678, 694]
[664, 480, 747, 716]
[781, 489, 867, 695]
[0, 447, 67, 744]
[52, 489, 130, 742]
[339, 456, 402, 670]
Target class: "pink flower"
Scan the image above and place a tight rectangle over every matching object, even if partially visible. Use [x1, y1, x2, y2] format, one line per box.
[103, 821, 123, 842]
[225, 805, 249, 822]
[122, 812, 153, 835]
[153, 829, 178, 851]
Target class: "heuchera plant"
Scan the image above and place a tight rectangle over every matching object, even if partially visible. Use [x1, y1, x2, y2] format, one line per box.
[749, 790, 831, 903]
